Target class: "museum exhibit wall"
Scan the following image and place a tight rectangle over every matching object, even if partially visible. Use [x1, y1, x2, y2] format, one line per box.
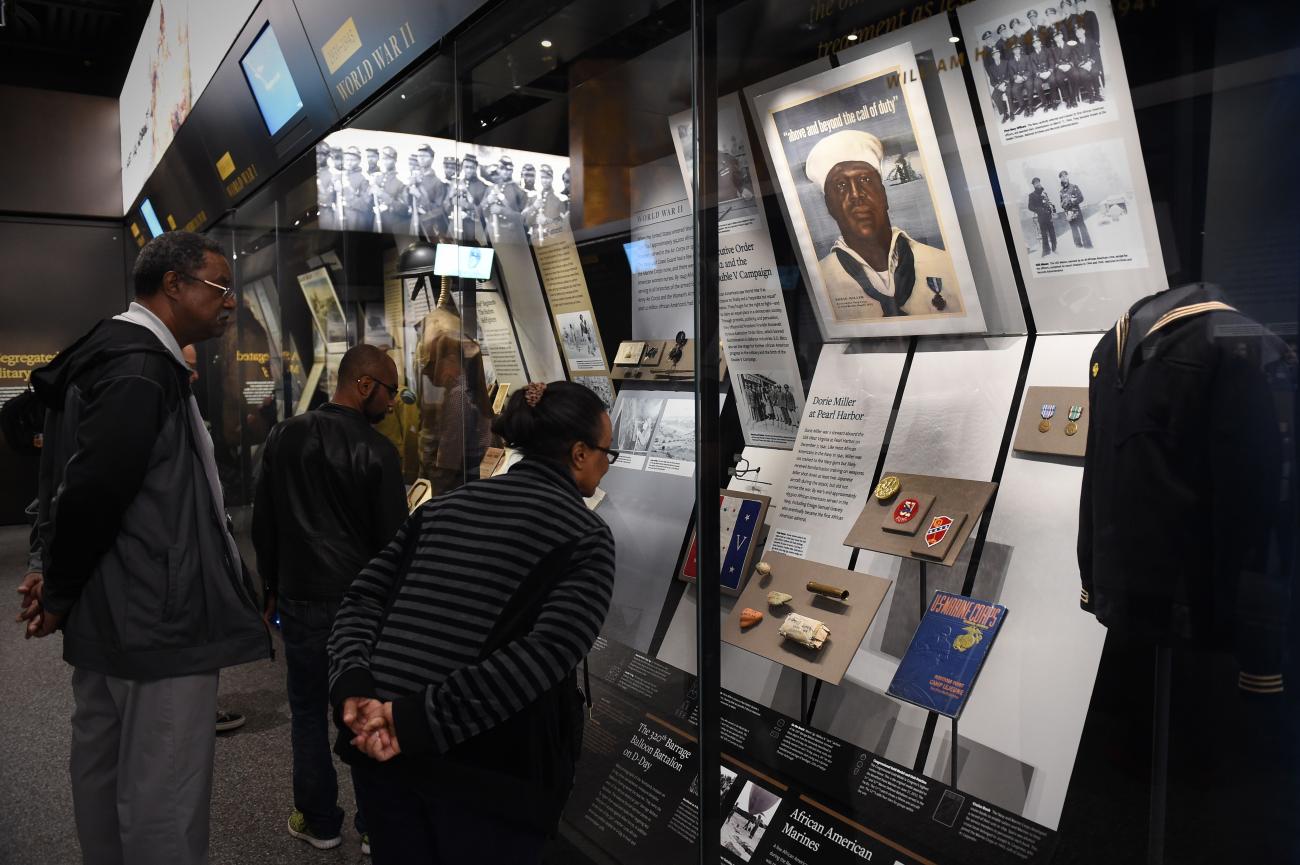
[105, 0, 1298, 861]
[0, 85, 123, 219]
[0, 82, 128, 525]
[0, 219, 129, 524]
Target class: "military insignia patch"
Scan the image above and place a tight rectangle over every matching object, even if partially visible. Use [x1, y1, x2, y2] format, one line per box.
[952, 624, 985, 652]
[924, 515, 954, 548]
[893, 498, 920, 524]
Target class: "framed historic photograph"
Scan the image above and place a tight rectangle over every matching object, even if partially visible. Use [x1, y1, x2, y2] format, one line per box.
[751, 44, 986, 340]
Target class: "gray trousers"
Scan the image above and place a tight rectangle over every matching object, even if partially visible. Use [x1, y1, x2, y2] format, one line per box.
[70, 668, 219, 865]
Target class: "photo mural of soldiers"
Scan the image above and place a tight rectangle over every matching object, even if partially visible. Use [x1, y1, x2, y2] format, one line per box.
[371, 146, 409, 239]
[339, 146, 373, 231]
[497, 155, 528, 211]
[523, 164, 566, 241]
[314, 132, 572, 248]
[405, 144, 440, 240]
[316, 143, 338, 230]
[452, 153, 488, 242]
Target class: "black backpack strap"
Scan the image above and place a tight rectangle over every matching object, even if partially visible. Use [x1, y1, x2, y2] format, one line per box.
[583, 657, 593, 718]
[480, 537, 579, 657]
[374, 509, 423, 641]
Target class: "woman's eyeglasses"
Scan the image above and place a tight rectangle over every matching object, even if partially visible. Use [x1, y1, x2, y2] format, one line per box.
[586, 443, 620, 464]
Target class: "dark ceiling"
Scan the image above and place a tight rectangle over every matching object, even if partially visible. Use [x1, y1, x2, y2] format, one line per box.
[0, 0, 152, 97]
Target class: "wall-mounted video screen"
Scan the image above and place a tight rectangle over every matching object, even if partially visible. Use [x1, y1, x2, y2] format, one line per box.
[623, 239, 656, 274]
[239, 24, 304, 137]
[433, 243, 495, 280]
[140, 199, 165, 238]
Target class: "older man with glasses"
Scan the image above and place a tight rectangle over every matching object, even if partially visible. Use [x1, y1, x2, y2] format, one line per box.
[21, 230, 270, 865]
[252, 342, 407, 856]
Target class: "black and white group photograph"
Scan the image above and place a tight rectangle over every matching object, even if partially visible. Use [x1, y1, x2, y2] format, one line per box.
[971, 0, 1110, 137]
[738, 372, 802, 435]
[1008, 136, 1149, 276]
[315, 129, 572, 246]
[719, 780, 782, 862]
[557, 310, 605, 370]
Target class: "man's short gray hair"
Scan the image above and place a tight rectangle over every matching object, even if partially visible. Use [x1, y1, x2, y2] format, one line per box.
[132, 231, 225, 298]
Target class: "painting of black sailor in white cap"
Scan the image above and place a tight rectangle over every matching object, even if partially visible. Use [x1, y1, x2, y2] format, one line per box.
[752, 43, 985, 339]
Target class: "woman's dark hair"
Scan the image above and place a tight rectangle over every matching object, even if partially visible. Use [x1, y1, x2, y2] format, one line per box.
[492, 381, 607, 462]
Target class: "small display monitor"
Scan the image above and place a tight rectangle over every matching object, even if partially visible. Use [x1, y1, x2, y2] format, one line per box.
[140, 199, 164, 238]
[433, 243, 459, 277]
[433, 243, 495, 279]
[459, 245, 494, 280]
[240, 24, 304, 137]
[623, 239, 656, 274]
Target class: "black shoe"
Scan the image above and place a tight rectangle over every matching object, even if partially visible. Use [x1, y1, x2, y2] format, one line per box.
[216, 710, 246, 733]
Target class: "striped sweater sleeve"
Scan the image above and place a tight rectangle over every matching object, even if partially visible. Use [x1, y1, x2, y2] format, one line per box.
[391, 523, 615, 756]
[327, 513, 416, 703]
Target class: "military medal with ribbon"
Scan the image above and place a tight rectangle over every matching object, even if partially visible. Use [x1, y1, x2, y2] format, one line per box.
[1065, 404, 1083, 436]
[926, 277, 947, 311]
[1038, 403, 1056, 433]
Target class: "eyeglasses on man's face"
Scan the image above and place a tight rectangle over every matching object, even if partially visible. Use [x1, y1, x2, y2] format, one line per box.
[359, 376, 400, 398]
[178, 272, 235, 301]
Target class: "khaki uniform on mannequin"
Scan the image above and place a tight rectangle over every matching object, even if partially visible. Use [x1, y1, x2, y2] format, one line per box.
[422, 328, 493, 494]
[394, 241, 495, 490]
[415, 284, 465, 486]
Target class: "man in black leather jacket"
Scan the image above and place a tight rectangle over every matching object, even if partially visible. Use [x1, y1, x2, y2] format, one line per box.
[252, 343, 406, 853]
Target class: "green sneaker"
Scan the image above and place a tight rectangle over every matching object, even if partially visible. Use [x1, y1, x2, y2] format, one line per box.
[360, 833, 371, 856]
[287, 811, 342, 850]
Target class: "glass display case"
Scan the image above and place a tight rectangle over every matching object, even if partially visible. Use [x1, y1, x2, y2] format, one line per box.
[182, 0, 1298, 861]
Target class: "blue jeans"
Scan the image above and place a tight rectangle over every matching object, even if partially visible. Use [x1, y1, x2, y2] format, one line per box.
[352, 765, 545, 865]
[279, 596, 364, 837]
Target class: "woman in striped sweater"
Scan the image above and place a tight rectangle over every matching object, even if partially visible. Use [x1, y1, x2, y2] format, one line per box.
[327, 381, 617, 864]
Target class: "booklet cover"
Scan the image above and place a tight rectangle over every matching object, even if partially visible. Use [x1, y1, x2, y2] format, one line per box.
[887, 591, 1008, 719]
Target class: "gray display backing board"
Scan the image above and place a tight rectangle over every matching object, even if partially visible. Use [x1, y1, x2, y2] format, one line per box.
[722, 551, 891, 686]
[1012, 386, 1090, 458]
[843, 472, 997, 567]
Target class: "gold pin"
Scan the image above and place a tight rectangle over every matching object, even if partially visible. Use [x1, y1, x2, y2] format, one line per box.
[874, 476, 901, 502]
